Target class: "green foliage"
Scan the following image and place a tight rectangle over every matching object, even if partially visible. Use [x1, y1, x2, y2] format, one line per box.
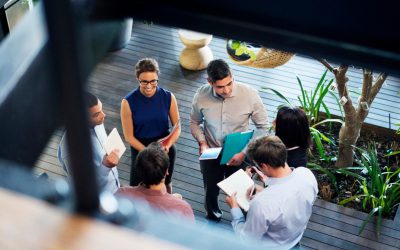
[297, 70, 343, 126]
[307, 162, 338, 191]
[229, 40, 256, 60]
[384, 123, 400, 157]
[263, 70, 343, 161]
[338, 144, 400, 235]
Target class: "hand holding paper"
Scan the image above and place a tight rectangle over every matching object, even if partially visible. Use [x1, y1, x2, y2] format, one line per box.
[104, 128, 126, 159]
[217, 169, 254, 211]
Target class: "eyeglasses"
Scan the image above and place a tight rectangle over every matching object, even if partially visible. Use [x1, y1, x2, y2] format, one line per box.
[139, 79, 158, 86]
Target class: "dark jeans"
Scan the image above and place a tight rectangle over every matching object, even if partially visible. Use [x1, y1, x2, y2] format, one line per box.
[129, 139, 176, 186]
[200, 155, 246, 219]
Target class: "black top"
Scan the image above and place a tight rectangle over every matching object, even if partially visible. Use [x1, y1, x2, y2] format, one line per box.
[287, 147, 307, 168]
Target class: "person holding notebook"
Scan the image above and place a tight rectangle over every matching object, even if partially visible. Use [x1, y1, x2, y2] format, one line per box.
[190, 59, 269, 222]
[121, 58, 181, 194]
[226, 136, 318, 248]
[58, 92, 120, 193]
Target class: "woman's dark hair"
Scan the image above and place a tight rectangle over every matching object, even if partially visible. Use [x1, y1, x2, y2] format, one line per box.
[206, 59, 232, 83]
[135, 142, 169, 186]
[275, 106, 311, 149]
[135, 58, 160, 78]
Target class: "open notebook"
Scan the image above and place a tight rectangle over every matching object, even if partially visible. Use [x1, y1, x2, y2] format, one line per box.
[217, 169, 254, 211]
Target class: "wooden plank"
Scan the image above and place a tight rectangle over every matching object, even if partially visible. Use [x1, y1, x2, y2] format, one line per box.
[315, 199, 399, 230]
[300, 236, 339, 250]
[307, 221, 398, 250]
[312, 206, 400, 239]
[309, 213, 400, 248]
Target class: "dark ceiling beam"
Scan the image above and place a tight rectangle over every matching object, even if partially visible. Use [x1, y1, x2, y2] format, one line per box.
[91, 0, 400, 76]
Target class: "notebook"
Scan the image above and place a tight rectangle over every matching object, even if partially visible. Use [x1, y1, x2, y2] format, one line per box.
[199, 147, 222, 160]
[217, 169, 254, 211]
[103, 128, 126, 158]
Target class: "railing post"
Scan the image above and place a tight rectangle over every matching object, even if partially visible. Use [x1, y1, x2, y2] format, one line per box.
[42, 0, 100, 215]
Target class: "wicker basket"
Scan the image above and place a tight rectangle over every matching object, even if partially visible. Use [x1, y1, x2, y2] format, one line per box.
[228, 46, 294, 68]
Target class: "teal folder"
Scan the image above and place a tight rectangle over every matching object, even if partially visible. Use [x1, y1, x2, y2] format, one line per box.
[220, 130, 254, 165]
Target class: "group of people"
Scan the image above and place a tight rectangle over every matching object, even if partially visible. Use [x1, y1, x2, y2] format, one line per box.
[58, 57, 318, 249]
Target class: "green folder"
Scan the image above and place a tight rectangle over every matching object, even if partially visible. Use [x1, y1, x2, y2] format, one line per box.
[220, 130, 254, 165]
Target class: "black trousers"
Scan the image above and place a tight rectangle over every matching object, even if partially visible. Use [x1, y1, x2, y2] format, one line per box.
[200, 155, 246, 219]
[129, 142, 176, 186]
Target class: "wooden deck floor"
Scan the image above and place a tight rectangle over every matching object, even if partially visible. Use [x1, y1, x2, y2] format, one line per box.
[33, 23, 400, 249]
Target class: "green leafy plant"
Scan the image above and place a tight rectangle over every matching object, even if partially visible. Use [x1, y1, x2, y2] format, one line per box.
[338, 144, 400, 235]
[227, 40, 256, 60]
[263, 70, 343, 161]
[307, 162, 338, 191]
[385, 123, 400, 157]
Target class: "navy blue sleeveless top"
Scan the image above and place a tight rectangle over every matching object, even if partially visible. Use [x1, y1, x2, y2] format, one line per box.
[125, 87, 171, 139]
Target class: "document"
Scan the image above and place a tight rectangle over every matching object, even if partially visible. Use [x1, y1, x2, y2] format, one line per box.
[104, 128, 126, 158]
[158, 120, 180, 148]
[199, 147, 222, 160]
[220, 130, 254, 165]
[217, 169, 254, 211]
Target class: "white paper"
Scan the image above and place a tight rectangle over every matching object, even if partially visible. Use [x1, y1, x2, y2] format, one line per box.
[217, 169, 254, 211]
[199, 147, 222, 160]
[104, 128, 126, 159]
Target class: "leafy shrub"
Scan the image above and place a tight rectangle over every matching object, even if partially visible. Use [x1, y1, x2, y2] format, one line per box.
[338, 144, 400, 235]
[263, 70, 343, 161]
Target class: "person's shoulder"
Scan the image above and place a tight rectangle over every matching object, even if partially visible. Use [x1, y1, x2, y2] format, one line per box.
[116, 186, 143, 197]
[294, 166, 313, 175]
[193, 84, 212, 100]
[124, 88, 139, 100]
[165, 194, 192, 207]
[197, 84, 212, 93]
[294, 167, 318, 185]
[235, 82, 258, 94]
[157, 87, 172, 98]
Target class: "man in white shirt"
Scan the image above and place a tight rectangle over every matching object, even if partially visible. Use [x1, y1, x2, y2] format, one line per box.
[226, 136, 318, 249]
[58, 92, 120, 193]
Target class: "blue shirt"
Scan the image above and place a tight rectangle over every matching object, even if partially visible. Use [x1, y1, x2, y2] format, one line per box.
[125, 87, 171, 139]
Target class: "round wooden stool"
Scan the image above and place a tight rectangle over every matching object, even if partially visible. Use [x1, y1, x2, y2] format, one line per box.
[178, 29, 213, 70]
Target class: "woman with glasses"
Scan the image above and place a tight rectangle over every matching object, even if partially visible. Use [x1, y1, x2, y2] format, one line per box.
[273, 106, 311, 168]
[121, 58, 181, 193]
